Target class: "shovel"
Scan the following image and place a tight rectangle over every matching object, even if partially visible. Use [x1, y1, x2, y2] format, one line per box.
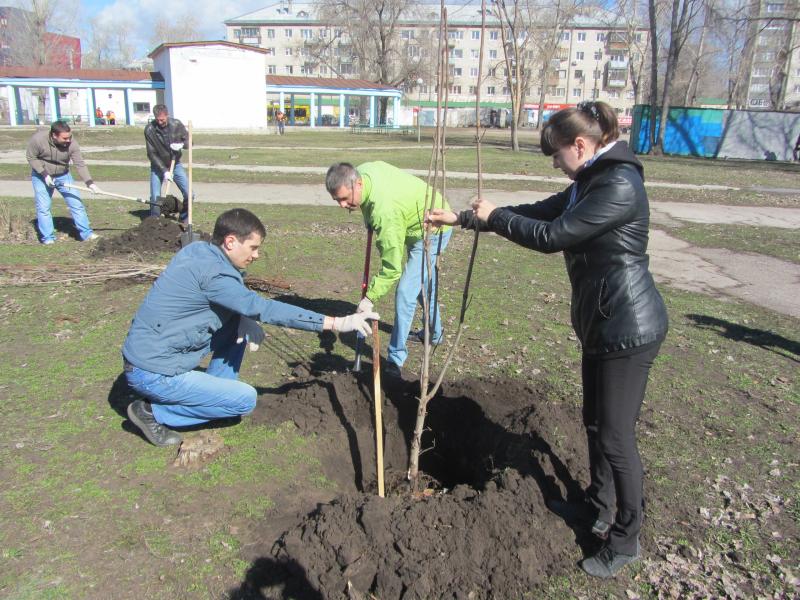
[180, 121, 201, 247]
[62, 183, 162, 207]
[156, 159, 182, 215]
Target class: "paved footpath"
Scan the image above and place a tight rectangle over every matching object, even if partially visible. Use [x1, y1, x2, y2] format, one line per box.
[3, 180, 799, 319]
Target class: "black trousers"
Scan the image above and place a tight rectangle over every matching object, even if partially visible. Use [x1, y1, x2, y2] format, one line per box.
[582, 342, 661, 555]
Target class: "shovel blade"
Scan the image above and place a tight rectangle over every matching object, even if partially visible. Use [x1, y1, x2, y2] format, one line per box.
[180, 224, 201, 248]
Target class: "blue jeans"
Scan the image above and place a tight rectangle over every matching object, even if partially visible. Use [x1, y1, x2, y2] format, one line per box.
[124, 317, 256, 427]
[31, 170, 94, 243]
[387, 229, 452, 367]
[149, 162, 189, 217]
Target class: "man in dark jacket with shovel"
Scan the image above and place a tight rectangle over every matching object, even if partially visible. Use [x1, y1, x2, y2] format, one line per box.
[144, 104, 189, 218]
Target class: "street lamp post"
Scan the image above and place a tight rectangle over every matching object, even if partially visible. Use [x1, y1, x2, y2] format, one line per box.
[416, 78, 424, 143]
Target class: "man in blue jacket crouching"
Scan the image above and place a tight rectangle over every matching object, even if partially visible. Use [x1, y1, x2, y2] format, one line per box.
[122, 208, 378, 446]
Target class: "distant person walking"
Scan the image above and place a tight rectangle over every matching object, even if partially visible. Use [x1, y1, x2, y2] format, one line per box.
[276, 110, 286, 135]
[26, 120, 100, 244]
[144, 104, 189, 218]
[793, 132, 800, 162]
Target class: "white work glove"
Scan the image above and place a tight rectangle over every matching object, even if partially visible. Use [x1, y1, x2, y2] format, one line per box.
[88, 183, 100, 193]
[332, 311, 379, 337]
[236, 316, 265, 351]
[357, 297, 374, 313]
[163, 170, 174, 182]
[170, 142, 184, 152]
[43, 174, 54, 187]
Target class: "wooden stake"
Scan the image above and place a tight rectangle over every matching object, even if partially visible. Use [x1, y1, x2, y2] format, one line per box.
[187, 121, 193, 228]
[372, 319, 385, 497]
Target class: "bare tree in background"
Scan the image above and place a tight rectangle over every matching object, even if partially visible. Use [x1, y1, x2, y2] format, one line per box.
[651, 0, 704, 154]
[149, 14, 202, 49]
[493, 0, 536, 151]
[527, 0, 583, 132]
[604, 0, 652, 106]
[84, 15, 136, 69]
[5, 0, 79, 67]
[306, 0, 429, 122]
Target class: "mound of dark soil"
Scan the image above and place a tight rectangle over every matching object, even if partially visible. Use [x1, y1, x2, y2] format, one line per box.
[92, 217, 210, 257]
[242, 372, 594, 599]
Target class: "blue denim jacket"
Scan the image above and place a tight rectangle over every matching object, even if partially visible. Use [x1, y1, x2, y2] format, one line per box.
[122, 241, 325, 375]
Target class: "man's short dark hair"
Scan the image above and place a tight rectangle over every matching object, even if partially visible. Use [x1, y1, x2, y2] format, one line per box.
[212, 208, 267, 246]
[153, 104, 168, 117]
[50, 120, 71, 135]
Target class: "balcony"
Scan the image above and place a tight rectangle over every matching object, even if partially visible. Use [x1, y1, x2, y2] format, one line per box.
[606, 57, 629, 70]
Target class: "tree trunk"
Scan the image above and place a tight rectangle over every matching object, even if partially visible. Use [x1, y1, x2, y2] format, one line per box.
[647, 0, 659, 153]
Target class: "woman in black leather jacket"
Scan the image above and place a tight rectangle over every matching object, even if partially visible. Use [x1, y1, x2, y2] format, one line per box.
[429, 101, 668, 578]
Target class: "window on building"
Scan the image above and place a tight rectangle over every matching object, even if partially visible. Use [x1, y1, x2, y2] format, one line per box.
[766, 3, 785, 11]
[574, 69, 583, 79]
[487, 86, 496, 95]
[401, 30, 415, 39]
[469, 85, 476, 94]
[451, 67, 463, 76]
[554, 87, 565, 97]
[448, 30, 463, 39]
[470, 30, 479, 40]
[300, 65, 313, 74]
[750, 83, 768, 92]
[300, 47, 310, 57]
[133, 102, 150, 112]
[596, 33, 606, 41]
[470, 67, 479, 76]
[577, 32, 586, 42]
[449, 48, 463, 58]
[267, 29, 275, 38]
[284, 29, 292, 38]
[285, 66, 293, 74]
[560, 31, 570, 41]
[301, 28, 313, 39]
[285, 48, 293, 56]
[594, 50, 603, 60]
[572, 88, 582, 97]
[320, 28, 328, 38]
[490, 30, 499, 40]
[576, 51, 584, 60]
[607, 90, 620, 98]
[471, 49, 479, 58]
[488, 68, 496, 77]
[489, 49, 497, 59]
[558, 69, 566, 78]
[340, 63, 353, 74]
[794, 84, 800, 93]
[635, 33, 642, 42]
[407, 45, 420, 57]
[627, 90, 635, 99]
[268, 65, 276, 74]
[320, 65, 328, 75]
[451, 85, 462, 94]
[265, 47, 275, 55]
[609, 52, 625, 63]
[241, 27, 259, 37]
[502, 86, 510, 95]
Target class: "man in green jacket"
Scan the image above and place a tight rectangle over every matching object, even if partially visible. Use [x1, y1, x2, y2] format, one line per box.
[326, 161, 452, 377]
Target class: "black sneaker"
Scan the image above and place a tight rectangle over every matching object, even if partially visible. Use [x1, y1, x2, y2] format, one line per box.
[383, 362, 404, 379]
[580, 541, 641, 578]
[407, 330, 443, 346]
[547, 499, 612, 539]
[127, 400, 182, 447]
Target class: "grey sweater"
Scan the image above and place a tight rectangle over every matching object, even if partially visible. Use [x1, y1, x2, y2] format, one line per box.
[26, 129, 93, 185]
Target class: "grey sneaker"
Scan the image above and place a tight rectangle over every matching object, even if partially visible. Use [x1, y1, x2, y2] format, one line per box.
[580, 541, 640, 578]
[127, 400, 182, 447]
[85, 233, 100, 241]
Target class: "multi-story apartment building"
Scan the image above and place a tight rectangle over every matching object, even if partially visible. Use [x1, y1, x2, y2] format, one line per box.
[745, 0, 799, 110]
[0, 6, 81, 69]
[225, 1, 647, 125]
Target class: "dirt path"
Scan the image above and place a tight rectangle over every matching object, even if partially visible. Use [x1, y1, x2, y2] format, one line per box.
[3, 180, 798, 318]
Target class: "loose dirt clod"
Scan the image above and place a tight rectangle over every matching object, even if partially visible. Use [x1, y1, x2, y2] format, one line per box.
[173, 431, 225, 468]
[245, 372, 595, 599]
[92, 217, 210, 257]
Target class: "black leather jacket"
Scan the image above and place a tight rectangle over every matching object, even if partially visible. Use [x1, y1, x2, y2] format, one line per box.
[144, 117, 188, 173]
[460, 141, 668, 355]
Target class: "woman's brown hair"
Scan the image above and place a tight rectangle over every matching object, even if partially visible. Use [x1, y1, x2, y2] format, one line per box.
[540, 101, 619, 156]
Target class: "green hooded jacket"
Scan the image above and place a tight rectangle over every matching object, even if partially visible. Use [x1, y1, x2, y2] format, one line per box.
[357, 161, 451, 302]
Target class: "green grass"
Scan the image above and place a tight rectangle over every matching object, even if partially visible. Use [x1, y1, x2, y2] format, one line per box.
[665, 222, 800, 264]
[0, 145, 797, 598]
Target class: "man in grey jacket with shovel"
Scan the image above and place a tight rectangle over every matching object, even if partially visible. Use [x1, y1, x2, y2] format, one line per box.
[144, 104, 189, 218]
[26, 120, 100, 245]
